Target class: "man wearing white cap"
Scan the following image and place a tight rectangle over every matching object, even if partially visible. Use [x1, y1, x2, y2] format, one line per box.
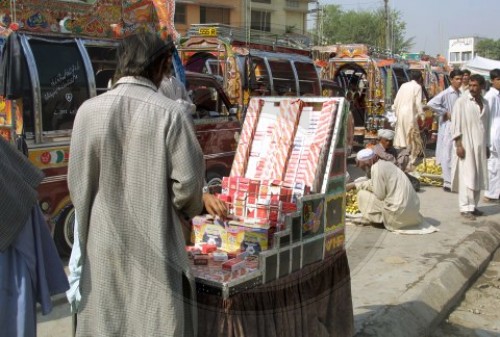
[372, 129, 409, 171]
[347, 148, 436, 234]
[373, 129, 420, 191]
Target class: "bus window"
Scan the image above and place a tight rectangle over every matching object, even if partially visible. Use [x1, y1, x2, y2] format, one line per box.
[267, 58, 296, 96]
[295, 61, 320, 96]
[250, 56, 271, 96]
[28, 39, 90, 135]
[85, 45, 117, 96]
[0, 38, 34, 138]
[393, 67, 409, 91]
[206, 59, 225, 79]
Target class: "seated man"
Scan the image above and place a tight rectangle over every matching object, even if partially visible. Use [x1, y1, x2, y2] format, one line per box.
[372, 129, 420, 191]
[372, 129, 409, 170]
[347, 149, 437, 234]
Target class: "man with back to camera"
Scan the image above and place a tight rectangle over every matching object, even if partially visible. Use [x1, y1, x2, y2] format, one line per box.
[392, 70, 425, 165]
[450, 74, 490, 220]
[483, 69, 500, 203]
[68, 32, 205, 336]
[427, 69, 463, 192]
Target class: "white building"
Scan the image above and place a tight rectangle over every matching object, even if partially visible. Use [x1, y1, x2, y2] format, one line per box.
[448, 37, 485, 68]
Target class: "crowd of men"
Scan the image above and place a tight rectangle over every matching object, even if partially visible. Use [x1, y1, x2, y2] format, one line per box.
[1, 28, 500, 336]
[361, 67, 500, 228]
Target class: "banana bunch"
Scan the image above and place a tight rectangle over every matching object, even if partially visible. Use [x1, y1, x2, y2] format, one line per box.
[414, 158, 443, 187]
[415, 158, 442, 175]
[346, 190, 361, 215]
[420, 176, 443, 187]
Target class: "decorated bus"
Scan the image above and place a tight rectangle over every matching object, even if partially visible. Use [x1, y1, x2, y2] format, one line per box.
[178, 23, 322, 113]
[0, 1, 240, 256]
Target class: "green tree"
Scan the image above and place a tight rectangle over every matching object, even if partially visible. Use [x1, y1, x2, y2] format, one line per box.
[476, 39, 500, 60]
[319, 5, 413, 54]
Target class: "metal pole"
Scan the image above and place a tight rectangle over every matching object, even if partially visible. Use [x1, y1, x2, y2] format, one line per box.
[384, 0, 390, 54]
[316, 1, 320, 45]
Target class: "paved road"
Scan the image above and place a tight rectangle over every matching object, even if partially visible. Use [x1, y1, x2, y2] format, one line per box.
[432, 249, 500, 337]
[37, 164, 500, 337]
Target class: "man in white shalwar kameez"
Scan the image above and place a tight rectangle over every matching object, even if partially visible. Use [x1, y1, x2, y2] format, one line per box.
[392, 71, 425, 164]
[427, 69, 463, 191]
[483, 69, 500, 202]
[450, 75, 490, 220]
[461, 69, 471, 94]
[347, 149, 437, 234]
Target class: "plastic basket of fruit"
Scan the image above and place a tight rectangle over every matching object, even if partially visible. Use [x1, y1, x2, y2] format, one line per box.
[413, 158, 443, 187]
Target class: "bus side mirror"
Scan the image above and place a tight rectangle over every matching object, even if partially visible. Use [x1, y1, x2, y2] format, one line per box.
[229, 106, 238, 115]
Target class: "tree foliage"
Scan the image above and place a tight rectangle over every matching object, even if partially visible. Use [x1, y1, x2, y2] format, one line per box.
[319, 4, 414, 54]
[476, 39, 500, 60]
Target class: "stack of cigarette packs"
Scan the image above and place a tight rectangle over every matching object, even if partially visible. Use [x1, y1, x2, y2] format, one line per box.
[191, 97, 350, 298]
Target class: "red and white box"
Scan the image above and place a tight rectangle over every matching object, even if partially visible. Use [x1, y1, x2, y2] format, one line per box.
[222, 258, 246, 272]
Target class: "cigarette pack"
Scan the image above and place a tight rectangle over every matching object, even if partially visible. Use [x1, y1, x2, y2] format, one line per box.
[201, 243, 218, 254]
[222, 258, 246, 272]
[194, 254, 209, 265]
[212, 251, 229, 262]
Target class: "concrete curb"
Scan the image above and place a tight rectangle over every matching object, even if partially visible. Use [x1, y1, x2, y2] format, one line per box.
[354, 221, 500, 337]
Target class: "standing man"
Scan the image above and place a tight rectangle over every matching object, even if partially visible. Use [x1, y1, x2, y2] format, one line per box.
[461, 69, 471, 93]
[427, 69, 463, 191]
[484, 69, 500, 202]
[450, 74, 490, 220]
[392, 70, 425, 164]
[68, 32, 205, 336]
[0, 138, 69, 337]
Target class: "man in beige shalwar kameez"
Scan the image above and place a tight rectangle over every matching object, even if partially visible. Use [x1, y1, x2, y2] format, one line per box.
[451, 74, 490, 220]
[392, 71, 425, 164]
[347, 149, 437, 234]
[68, 33, 205, 337]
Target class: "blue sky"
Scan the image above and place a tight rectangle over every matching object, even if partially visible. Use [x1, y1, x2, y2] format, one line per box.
[316, 0, 499, 56]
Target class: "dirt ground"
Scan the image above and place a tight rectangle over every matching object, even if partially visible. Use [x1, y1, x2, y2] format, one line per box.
[432, 249, 500, 337]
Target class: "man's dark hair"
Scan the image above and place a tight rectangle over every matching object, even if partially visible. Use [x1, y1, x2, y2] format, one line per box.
[450, 69, 463, 78]
[470, 74, 485, 87]
[462, 69, 471, 76]
[490, 68, 500, 81]
[410, 70, 423, 82]
[114, 32, 174, 82]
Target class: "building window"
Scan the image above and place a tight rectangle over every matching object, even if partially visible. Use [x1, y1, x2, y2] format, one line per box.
[252, 0, 271, 3]
[462, 51, 472, 61]
[450, 52, 460, 62]
[251, 10, 271, 32]
[285, 0, 299, 8]
[200, 6, 230, 25]
[175, 4, 187, 24]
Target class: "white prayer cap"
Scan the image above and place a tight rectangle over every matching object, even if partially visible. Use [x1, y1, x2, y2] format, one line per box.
[356, 148, 375, 161]
[378, 129, 395, 140]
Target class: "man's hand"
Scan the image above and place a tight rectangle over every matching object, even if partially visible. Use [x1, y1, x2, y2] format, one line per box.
[346, 182, 356, 192]
[442, 112, 451, 122]
[203, 193, 227, 218]
[456, 145, 465, 159]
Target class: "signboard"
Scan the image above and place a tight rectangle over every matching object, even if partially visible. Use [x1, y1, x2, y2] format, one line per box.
[28, 39, 90, 133]
[198, 27, 218, 37]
